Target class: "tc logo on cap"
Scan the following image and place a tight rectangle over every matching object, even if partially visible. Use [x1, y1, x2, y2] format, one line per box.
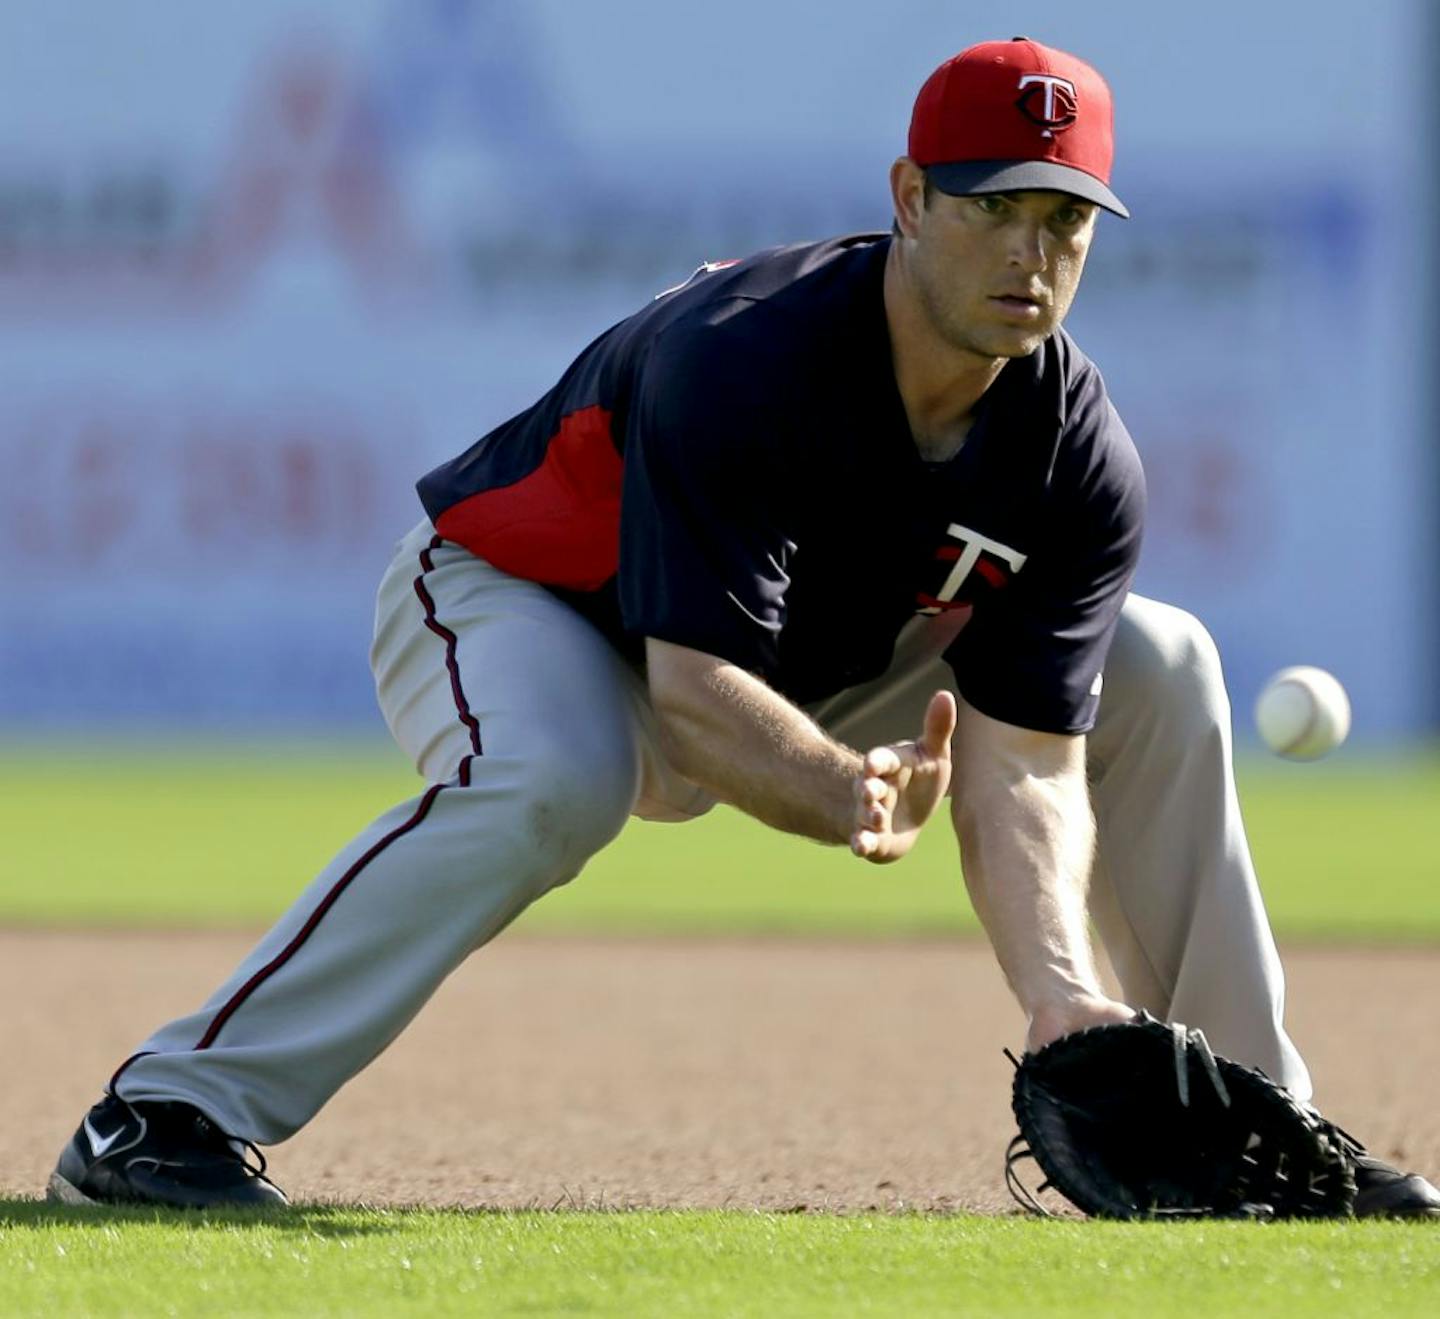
[1015, 74, 1077, 138]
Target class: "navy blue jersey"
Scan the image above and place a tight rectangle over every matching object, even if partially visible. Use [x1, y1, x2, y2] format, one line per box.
[417, 234, 1144, 734]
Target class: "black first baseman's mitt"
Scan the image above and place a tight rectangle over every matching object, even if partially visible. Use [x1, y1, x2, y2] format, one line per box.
[1004, 1013, 1357, 1219]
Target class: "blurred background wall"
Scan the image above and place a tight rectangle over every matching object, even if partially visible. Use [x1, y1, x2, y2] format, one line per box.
[1, 0, 1434, 740]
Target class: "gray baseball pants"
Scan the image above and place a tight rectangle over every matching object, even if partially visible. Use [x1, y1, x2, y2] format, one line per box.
[113, 520, 1310, 1143]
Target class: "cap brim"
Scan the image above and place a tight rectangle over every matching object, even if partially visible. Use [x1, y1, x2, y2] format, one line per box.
[926, 159, 1129, 218]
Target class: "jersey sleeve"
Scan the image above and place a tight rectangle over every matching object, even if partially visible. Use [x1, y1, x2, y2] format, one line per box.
[617, 317, 800, 677]
[944, 380, 1145, 735]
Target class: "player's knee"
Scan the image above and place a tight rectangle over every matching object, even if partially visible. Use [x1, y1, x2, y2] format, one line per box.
[1117, 599, 1231, 732]
[511, 742, 638, 884]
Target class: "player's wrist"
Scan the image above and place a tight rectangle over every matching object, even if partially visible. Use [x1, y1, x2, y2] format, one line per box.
[1026, 993, 1135, 1052]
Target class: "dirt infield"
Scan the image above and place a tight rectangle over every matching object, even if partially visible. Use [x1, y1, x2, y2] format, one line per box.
[5, 930, 1439, 1212]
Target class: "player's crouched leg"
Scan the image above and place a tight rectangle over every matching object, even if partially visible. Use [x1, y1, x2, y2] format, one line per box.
[1086, 594, 1440, 1217]
[50, 559, 650, 1213]
[1083, 594, 1315, 1097]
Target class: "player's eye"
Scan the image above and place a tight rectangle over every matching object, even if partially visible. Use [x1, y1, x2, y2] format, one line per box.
[1050, 203, 1092, 230]
[974, 195, 1009, 216]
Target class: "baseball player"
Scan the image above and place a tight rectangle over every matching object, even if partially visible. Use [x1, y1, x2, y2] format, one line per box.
[48, 38, 1438, 1216]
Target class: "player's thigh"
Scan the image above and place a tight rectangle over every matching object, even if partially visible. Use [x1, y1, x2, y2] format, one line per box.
[371, 523, 645, 795]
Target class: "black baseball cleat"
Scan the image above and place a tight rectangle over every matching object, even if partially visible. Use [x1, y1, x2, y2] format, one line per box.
[1352, 1154, 1440, 1219]
[47, 1094, 288, 1209]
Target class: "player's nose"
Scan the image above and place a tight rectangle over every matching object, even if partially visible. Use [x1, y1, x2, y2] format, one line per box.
[1005, 222, 1048, 274]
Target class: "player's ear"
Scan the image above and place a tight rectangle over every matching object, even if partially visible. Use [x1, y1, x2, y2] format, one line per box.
[890, 157, 928, 240]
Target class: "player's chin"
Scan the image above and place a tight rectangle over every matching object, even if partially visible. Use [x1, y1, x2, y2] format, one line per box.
[984, 327, 1052, 358]
[970, 316, 1055, 358]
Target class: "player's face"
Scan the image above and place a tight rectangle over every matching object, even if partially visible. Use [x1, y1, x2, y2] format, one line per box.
[907, 188, 1099, 359]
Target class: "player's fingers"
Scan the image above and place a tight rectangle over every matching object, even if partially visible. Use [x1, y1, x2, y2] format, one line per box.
[919, 690, 958, 759]
[852, 770, 888, 831]
[851, 828, 879, 858]
[863, 745, 903, 778]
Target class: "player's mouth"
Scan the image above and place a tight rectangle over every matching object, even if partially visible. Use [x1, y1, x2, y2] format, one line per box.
[989, 294, 1045, 320]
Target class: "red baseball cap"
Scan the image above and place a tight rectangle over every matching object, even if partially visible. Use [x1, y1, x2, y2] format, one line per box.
[908, 37, 1128, 218]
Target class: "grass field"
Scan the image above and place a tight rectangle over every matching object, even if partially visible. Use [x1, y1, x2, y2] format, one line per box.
[2, 1201, 1437, 1318]
[1, 741, 1438, 939]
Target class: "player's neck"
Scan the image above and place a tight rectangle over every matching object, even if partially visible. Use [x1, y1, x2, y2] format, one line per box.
[882, 247, 1006, 446]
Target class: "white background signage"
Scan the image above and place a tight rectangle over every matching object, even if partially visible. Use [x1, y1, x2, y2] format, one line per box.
[0, 1, 1431, 738]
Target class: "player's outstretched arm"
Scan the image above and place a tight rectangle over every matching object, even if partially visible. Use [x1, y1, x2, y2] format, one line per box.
[947, 694, 1134, 1051]
[646, 638, 954, 862]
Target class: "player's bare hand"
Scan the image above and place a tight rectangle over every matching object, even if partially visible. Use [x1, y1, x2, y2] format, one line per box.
[1025, 994, 1138, 1054]
[850, 690, 957, 863]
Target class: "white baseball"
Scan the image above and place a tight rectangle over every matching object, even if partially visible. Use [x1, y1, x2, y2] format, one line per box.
[1254, 666, 1351, 760]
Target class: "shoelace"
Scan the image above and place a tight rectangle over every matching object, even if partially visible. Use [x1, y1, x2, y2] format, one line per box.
[191, 1112, 274, 1181]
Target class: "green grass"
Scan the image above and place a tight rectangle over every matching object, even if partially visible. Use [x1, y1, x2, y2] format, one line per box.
[1, 742, 1438, 940]
[1, 1201, 1436, 1318]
